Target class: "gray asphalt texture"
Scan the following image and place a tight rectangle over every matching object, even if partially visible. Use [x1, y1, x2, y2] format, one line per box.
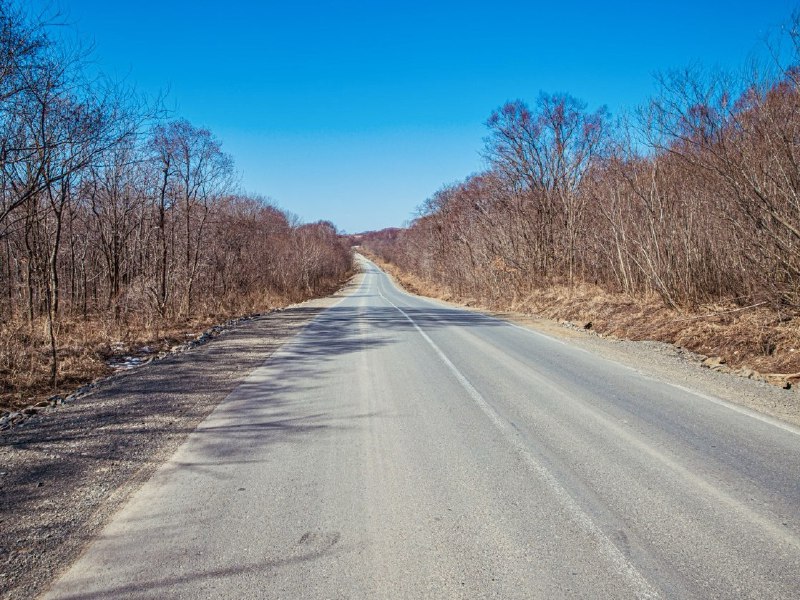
[44, 257, 800, 599]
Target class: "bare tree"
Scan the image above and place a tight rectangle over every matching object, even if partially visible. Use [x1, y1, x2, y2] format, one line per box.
[484, 94, 608, 285]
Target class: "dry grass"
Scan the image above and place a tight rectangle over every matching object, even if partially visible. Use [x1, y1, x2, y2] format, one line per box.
[510, 283, 800, 375]
[368, 254, 800, 381]
[0, 281, 351, 414]
[1, 314, 212, 413]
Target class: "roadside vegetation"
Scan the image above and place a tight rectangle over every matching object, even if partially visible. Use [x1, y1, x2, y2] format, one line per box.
[0, 3, 352, 411]
[361, 16, 800, 384]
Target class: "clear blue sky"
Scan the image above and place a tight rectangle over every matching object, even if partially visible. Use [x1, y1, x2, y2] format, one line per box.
[30, 0, 798, 232]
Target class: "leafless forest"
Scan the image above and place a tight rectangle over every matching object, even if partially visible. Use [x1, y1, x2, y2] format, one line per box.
[4, 4, 800, 409]
[363, 19, 800, 377]
[0, 4, 351, 409]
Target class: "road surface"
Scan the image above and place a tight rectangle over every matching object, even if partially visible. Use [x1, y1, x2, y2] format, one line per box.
[45, 257, 800, 599]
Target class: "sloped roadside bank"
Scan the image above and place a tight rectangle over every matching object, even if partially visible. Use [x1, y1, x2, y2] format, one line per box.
[363, 254, 800, 429]
[2, 312, 281, 433]
[0, 275, 361, 600]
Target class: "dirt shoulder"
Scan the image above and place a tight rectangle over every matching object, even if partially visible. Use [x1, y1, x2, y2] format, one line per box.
[491, 309, 800, 429]
[368, 255, 800, 429]
[0, 276, 360, 600]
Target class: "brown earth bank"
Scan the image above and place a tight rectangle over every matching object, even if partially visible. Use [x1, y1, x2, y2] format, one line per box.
[0, 277, 352, 416]
[363, 252, 800, 389]
[0, 276, 359, 600]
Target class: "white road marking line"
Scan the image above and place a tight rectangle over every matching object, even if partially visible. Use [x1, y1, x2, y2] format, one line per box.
[377, 286, 660, 600]
[666, 381, 800, 437]
[374, 266, 800, 552]
[365, 256, 800, 439]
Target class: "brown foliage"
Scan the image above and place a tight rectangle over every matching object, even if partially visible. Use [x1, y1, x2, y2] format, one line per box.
[363, 18, 800, 378]
[369, 251, 800, 379]
[0, 4, 352, 411]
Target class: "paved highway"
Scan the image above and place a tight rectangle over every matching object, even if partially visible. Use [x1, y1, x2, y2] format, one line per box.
[45, 257, 800, 599]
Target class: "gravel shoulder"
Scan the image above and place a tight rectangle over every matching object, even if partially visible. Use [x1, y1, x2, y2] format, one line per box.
[375, 263, 800, 429]
[465, 306, 800, 429]
[4, 265, 798, 598]
[0, 277, 359, 600]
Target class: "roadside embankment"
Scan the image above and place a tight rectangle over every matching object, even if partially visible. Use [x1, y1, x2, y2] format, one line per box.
[363, 252, 800, 393]
[1, 272, 353, 417]
[0, 274, 361, 600]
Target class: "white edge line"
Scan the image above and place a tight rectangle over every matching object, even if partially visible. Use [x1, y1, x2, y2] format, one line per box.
[376, 285, 659, 600]
[364, 256, 800, 439]
[666, 382, 800, 437]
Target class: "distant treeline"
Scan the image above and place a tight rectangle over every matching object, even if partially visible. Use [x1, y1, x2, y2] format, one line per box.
[364, 16, 800, 314]
[0, 2, 351, 391]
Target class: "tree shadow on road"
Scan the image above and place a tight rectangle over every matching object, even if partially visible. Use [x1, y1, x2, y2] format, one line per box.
[0, 291, 506, 599]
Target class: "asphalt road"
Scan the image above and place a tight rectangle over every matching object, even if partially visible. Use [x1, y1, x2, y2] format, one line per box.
[44, 257, 800, 599]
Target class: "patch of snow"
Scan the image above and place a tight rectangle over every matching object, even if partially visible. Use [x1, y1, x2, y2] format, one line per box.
[107, 356, 147, 371]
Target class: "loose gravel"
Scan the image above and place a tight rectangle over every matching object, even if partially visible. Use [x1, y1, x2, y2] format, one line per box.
[0, 282, 356, 600]
[2, 271, 798, 599]
[491, 311, 800, 428]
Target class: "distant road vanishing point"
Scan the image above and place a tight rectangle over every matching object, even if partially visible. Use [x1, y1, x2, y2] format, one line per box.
[45, 256, 800, 599]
